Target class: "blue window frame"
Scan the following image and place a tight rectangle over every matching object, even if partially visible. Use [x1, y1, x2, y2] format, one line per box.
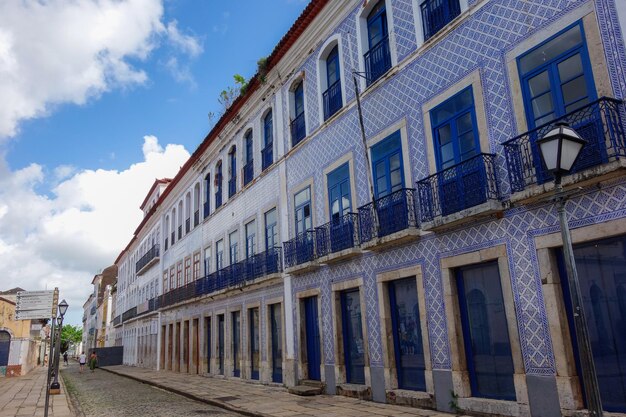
[228, 147, 237, 198]
[323, 46, 342, 120]
[245, 220, 256, 258]
[364, 0, 391, 85]
[244, 131, 253, 185]
[204, 247, 211, 276]
[367, 1, 387, 49]
[371, 131, 405, 199]
[265, 208, 278, 251]
[263, 111, 273, 170]
[229, 230, 238, 265]
[250, 308, 260, 380]
[341, 289, 365, 384]
[457, 262, 516, 400]
[327, 46, 340, 87]
[294, 187, 312, 235]
[389, 277, 425, 391]
[431, 86, 480, 171]
[518, 21, 596, 129]
[216, 239, 224, 270]
[291, 81, 306, 146]
[327, 162, 351, 220]
[215, 162, 223, 209]
[270, 303, 283, 383]
[303, 296, 321, 380]
[232, 311, 241, 377]
[421, 0, 461, 41]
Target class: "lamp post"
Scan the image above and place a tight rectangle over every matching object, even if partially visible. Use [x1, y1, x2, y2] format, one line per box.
[537, 122, 603, 417]
[50, 300, 68, 392]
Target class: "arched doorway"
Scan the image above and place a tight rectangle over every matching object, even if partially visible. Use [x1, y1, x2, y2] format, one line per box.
[0, 331, 10, 369]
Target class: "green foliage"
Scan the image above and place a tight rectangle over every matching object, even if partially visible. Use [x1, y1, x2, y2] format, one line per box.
[61, 325, 82, 344]
[257, 56, 269, 84]
[449, 390, 462, 415]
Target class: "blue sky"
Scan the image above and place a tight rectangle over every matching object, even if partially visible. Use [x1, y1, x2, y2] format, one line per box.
[0, 0, 308, 326]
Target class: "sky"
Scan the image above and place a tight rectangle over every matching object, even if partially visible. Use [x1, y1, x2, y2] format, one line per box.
[0, 0, 309, 326]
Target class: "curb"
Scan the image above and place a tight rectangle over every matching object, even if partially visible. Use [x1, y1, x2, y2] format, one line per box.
[99, 367, 271, 417]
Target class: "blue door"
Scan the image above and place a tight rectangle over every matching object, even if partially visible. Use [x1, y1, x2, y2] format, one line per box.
[294, 187, 314, 264]
[457, 262, 516, 400]
[0, 331, 9, 369]
[371, 131, 406, 237]
[341, 289, 366, 384]
[232, 311, 240, 377]
[250, 308, 260, 380]
[327, 163, 354, 252]
[557, 235, 626, 412]
[270, 304, 283, 383]
[365, 0, 391, 84]
[303, 296, 321, 380]
[206, 318, 211, 373]
[218, 315, 224, 375]
[389, 278, 426, 390]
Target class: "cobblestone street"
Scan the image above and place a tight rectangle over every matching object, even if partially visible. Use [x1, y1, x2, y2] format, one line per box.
[60, 364, 239, 417]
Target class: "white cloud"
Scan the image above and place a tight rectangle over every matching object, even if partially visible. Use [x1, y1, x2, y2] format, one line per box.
[0, 136, 190, 325]
[0, 0, 203, 139]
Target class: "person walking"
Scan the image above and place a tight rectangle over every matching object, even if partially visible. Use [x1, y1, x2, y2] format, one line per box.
[79, 352, 86, 373]
[63, 352, 68, 366]
[89, 351, 98, 372]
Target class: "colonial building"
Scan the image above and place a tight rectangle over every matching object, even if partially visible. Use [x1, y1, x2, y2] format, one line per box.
[112, 0, 626, 415]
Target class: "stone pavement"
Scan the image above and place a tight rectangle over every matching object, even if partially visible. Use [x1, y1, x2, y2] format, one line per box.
[0, 366, 73, 417]
[102, 365, 460, 417]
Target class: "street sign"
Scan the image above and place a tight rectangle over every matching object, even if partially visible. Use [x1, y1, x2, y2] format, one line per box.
[15, 290, 55, 320]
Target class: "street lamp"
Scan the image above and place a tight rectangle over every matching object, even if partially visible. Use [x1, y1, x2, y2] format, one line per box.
[50, 300, 68, 392]
[537, 122, 603, 417]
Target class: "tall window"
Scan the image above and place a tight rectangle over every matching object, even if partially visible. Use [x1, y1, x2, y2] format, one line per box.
[365, 0, 391, 85]
[185, 192, 191, 233]
[244, 130, 254, 186]
[169, 267, 175, 290]
[294, 187, 312, 235]
[229, 230, 239, 265]
[245, 221, 256, 258]
[371, 131, 405, 199]
[215, 161, 223, 209]
[204, 173, 211, 218]
[204, 247, 211, 276]
[327, 163, 351, 220]
[193, 183, 200, 226]
[164, 215, 170, 251]
[176, 262, 183, 287]
[265, 208, 278, 251]
[228, 146, 237, 198]
[216, 240, 224, 271]
[171, 209, 176, 245]
[262, 111, 273, 170]
[421, 0, 461, 41]
[193, 252, 200, 280]
[323, 45, 342, 120]
[163, 271, 168, 293]
[291, 81, 306, 146]
[431, 86, 479, 171]
[184, 257, 191, 284]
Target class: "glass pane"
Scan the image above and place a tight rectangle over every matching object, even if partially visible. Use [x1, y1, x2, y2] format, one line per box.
[371, 131, 401, 161]
[375, 161, 387, 180]
[458, 262, 516, 400]
[377, 177, 388, 196]
[391, 170, 402, 190]
[390, 153, 401, 171]
[558, 53, 583, 82]
[456, 112, 474, 135]
[561, 75, 588, 106]
[531, 92, 554, 119]
[343, 289, 365, 384]
[295, 187, 310, 207]
[432, 88, 473, 125]
[528, 71, 551, 97]
[565, 96, 590, 114]
[459, 131, 476, 155]
[519, 25, 582, 74]
[535, 112, 556, 126]
[440, 142, 454, 165]
[437, 124, 452, 145]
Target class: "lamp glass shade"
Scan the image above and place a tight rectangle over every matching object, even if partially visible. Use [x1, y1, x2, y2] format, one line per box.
[58, 299, 68, 317]
[538, 122, 586, 175]
[57, 316, 62, 326]
[538, 137, 560, 171]
[560, 139, 585, 172]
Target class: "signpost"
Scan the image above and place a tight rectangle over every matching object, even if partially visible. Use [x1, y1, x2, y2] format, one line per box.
[15, 290, 55, 320]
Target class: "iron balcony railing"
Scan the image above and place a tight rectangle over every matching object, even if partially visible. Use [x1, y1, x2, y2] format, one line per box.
[241, 247, 283, 281]
[323, 80, 342, 120]
[364, 35, 392, 86]
[244, 161, 254, 186]
[185, 218, 190, 233]
[113, 315, 121, 326]
[215, 190, 222, 209]
[203, 201, 210, 218]
[417, 153, 500, 222]
[284, 230, 317, 268]
[262, 143, 273, 170]
[315, 213, 360, 257]
[228, 177, 236, 198]
[164, 237, 168, 251]
[358, 188, 419, 243]
[178, 225, 182, 240]
[194, 210, 199, 227]
[122, 306, 137, 322]
[421, 0, 461, 41]
[135, 244, 160, 273]
[290, 112, 306, 147]
[503, 97, 626, 193]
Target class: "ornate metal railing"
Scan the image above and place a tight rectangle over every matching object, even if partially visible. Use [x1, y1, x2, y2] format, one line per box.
[290, 112, 306, 147]
[364, 35, 392, 86]
[421, 0, 461, 41]
[358, 188, 419, 243]
[121, 307, 136, 322]
[323, 80, 343, 120]
[136, 244, 160, 273]
[241, 247, 283, 281]
[262, 143, 273, 170]
[417, 153, 500, 222]
[244, 161, 254, 186]
[503, 97, 626, 193]
[228, 177, 237, 198]
[284, 230, 317, 268]
[215, 190, 222, 209]
[194, 210, 199, 227]
[315, 213, 359, 257]
[113, 315, 121, 326]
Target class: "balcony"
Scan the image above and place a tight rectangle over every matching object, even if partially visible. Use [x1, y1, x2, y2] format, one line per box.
[364, 35, 392, 86]
[121, 307, 137, 322]
[241, 247, 283, 281]
[185, 218, 190, 233]
[503, 97, 626, 202]
[421, 0, 461, 41]
[113, 315, 121, 327]
[315, 213, 361, 263]
[358, 188, 420, 250]
[323, 80, 342, 121]
[228, 177, 236, 198]
[262, 143, 273, 171]
[244, 161, 254, 186]
[178, 225, 182, 240]
[194, 210, 199, 227]
[283, 230, 319, 274]
[417, 153, 502, 230]
[215, 191, 222, 209]
[290, 112, 306, 147]
[136, 244, 160, 276]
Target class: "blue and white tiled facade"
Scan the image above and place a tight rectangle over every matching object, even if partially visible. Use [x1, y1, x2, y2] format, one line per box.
[111, 0, 626, 415]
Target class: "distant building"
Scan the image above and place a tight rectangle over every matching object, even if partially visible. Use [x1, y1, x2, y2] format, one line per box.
[82, 266, 117, 349]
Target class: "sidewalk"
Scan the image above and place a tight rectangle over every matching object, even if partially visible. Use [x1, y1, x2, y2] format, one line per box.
[102, 365, 458, 417]
[0, 366, 73, 417]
